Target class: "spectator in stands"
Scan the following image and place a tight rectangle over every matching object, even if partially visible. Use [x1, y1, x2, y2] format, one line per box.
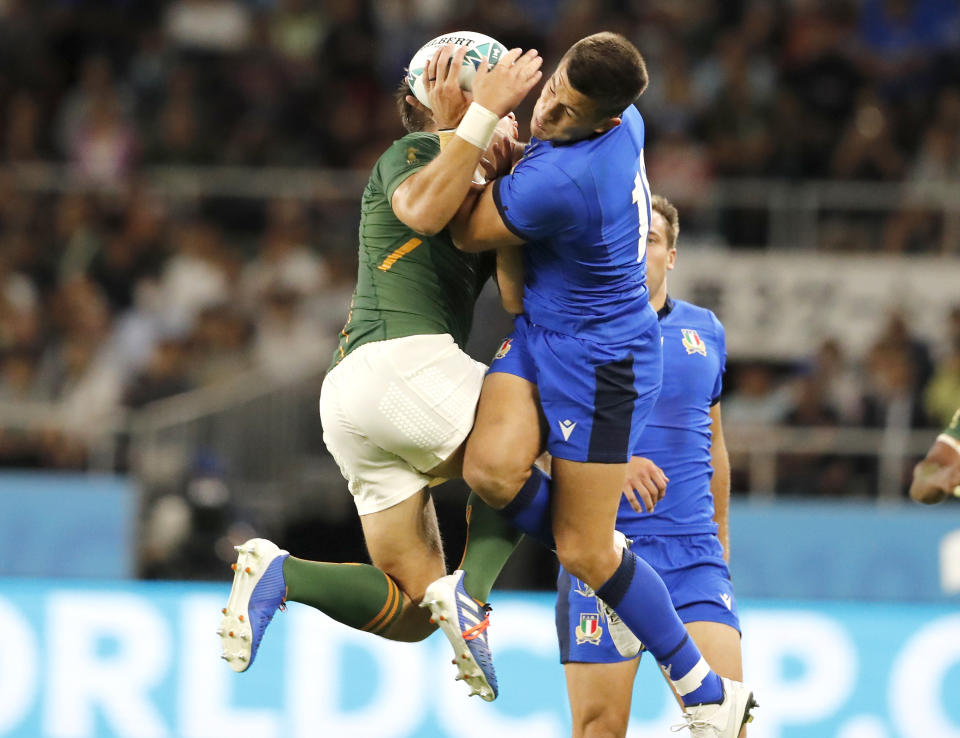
[722, 363, 791, 426]
[4, 91, 43, 162]
[831, 89, 906, 181]
[239, 198, 329, 309]
[251, 287, 330, 381]
[883, 87, 960, 252]
[778, 371, 863, 497]
[124, 333, 193, 409]
[164, 0, 251, 53]
[157, 219, 234, 335]
[808, 338, 866, 424]
[187, 304, 253, 387]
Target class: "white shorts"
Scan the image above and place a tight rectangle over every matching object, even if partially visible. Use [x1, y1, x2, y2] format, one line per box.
[319, 333, 487, 515]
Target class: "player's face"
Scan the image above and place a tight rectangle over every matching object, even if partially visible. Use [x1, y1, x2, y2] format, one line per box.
[530, 64, 614, 142]
[644, 211, 676, 296]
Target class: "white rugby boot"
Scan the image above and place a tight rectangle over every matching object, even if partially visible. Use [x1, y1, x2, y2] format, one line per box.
[421, 570, 498, 701]
[674, 677, 758, 737]
[218, 538, 289, 673]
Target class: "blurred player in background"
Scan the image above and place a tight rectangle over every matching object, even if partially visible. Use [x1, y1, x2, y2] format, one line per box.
[910, 407, 960, 503]
[556, 195, 748, 737]
[422, 33, 756, 734]
[217, 44, 541, 672]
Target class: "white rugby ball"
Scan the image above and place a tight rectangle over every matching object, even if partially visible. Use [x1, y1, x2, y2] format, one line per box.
[406, 31, 507, 109]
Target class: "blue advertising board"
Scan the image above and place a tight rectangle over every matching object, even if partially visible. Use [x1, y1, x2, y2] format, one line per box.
[2, 469, 958, 602]
[0, 580, 958, 738]
[0, 474, 136, 578]
[729, 500, 960, 601]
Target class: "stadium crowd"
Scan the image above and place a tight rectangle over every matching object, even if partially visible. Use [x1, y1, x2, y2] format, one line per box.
[0, 0, 959, 576]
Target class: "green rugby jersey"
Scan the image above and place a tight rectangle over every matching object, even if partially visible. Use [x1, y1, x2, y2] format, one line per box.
[331, 132, 494, 370]
[939, 407, 960, 448]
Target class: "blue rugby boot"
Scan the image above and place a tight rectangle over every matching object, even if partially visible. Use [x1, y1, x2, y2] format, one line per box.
[218, 538, 289, 672]
[421, 570, 498, 701]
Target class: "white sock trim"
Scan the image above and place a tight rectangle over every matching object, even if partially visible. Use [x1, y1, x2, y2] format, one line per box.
[671, 657, 712, 697]
[936, 433, 960, 456]
[455, 102, 499, 150]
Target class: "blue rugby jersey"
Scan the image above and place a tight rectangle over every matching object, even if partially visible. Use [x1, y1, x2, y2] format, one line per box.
[492, 105, 656, 343]
[619, 297, 727, 536]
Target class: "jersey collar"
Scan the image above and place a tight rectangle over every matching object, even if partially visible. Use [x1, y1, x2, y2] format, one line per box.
[657, 295, 674, 321]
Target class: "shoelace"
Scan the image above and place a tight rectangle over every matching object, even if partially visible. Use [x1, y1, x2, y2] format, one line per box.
[461, 604, 492, 641]
[670, 716, 716, 735]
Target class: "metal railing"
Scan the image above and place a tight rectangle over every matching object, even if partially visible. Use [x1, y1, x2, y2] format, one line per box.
[5, 162, 960, 249]
[0, 372, 938, 508]
[724, 424, 932, 501]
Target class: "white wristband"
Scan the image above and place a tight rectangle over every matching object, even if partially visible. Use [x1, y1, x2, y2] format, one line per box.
[455, 102, 499, 150]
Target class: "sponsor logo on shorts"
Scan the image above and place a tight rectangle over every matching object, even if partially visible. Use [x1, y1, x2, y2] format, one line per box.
[681, 328, 707, 356]
[575, 613, 603, 645]
[720, 592, 733, 610]
[493, 338, 512, 360]
[558, 419, 577, 441]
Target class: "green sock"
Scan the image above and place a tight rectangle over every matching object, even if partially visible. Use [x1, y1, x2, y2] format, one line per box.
[459, 492, 524, 603]
[283, 558, 403, 635]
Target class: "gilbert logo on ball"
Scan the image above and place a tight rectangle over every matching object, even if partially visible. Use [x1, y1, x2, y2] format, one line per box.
[406, 31, 507, 109]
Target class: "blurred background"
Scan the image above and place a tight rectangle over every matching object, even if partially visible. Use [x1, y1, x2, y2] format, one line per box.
[0, 1, 959, 737]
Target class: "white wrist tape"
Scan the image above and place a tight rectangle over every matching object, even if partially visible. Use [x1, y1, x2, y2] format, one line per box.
[455, 102, 499, 150]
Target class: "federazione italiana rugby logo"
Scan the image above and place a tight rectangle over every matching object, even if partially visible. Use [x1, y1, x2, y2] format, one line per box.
[681, 328, 707, 356]
[493, 338, 512, 360]
[576, 613, 603, 645]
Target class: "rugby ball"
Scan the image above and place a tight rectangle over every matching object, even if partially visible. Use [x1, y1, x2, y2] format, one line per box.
[406, 31, 507, 109]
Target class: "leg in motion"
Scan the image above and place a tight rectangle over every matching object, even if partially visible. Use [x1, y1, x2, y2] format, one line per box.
[218, 488, 446, 671]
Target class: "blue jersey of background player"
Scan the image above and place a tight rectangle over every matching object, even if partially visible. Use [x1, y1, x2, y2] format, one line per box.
[444, 34, 755, 730]
[615, 296, 727, 537]
[557, 195, 748, 738]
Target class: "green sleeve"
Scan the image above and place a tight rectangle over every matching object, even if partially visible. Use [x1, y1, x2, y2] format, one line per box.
[379, 134, 441, 203]
[944, 407, 960, 443]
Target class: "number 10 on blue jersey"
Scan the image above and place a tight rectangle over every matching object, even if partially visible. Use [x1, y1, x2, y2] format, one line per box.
[632, 153, 652, 262]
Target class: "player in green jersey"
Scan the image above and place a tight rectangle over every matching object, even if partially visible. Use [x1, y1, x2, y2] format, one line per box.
[217, 43, 542, 676]
[910, 407, 960, 503]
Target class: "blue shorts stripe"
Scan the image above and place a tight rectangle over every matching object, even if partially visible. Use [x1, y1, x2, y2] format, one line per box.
[587, 356, 637, 463]
[556, 569, 573, 662]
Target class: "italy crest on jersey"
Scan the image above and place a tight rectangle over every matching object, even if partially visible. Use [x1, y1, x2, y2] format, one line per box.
[576, 613, 603, 645]
[494, 338, 512, 360]
[681, 328, 707, 356]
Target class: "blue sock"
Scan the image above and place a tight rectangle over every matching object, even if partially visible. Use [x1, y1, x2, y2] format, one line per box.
[596, 549, 723, 706]
[496, 466, 555, 550]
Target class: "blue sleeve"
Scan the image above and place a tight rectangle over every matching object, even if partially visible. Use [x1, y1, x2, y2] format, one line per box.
[492, 157, 587, 242]
[711, 316, 726, 406]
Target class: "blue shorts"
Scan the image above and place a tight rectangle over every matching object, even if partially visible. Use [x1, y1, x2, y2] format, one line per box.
[556, 533, 740, 664]
[488, 313, 661, 463]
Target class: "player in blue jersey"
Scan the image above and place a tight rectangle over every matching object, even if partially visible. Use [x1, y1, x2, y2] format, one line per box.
[557, 195, 748, 737]
[419, 33, 756, 735]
